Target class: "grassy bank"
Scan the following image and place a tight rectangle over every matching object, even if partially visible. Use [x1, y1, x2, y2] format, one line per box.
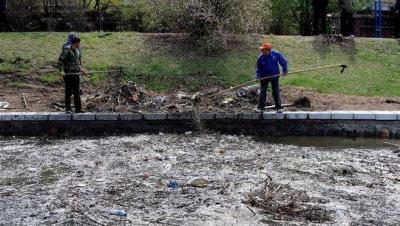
[0, 32, 399, 96]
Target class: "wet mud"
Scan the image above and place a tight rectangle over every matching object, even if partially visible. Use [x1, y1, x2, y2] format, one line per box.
[1, 134, 400, 225]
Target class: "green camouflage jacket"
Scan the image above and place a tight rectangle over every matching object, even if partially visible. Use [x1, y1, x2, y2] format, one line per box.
[56, 44, 82, 72]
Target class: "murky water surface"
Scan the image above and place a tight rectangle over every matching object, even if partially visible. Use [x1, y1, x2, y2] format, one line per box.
[1, 134, 399, 225]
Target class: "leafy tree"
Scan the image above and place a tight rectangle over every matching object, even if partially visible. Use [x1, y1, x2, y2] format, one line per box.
[4, 0, 42, 31]
[266, 0, 297, 35]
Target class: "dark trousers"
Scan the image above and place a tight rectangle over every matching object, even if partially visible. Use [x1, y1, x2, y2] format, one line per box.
[259, 79, 281, 109]
[313, 6, 328, 35]
[64, 74, 81, 112]
[340, 11, 354, 37]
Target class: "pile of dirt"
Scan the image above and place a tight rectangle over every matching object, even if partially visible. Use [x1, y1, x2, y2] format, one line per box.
[84, 80, 207, 113]
[86, 81, 145, 112]
[243, 176, 331, 223]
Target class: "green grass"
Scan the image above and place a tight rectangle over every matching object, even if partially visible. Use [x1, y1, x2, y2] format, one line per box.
[38, 73, 63, 85]
[5, 81, 29, 89]
[0, 32, 399, 96]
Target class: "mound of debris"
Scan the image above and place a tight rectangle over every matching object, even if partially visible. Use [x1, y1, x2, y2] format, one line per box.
[86, 82, 145, 112]
[242, 176, 331, 224]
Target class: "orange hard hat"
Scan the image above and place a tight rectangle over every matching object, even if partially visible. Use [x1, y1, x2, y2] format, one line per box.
[259, 42, 272, 50]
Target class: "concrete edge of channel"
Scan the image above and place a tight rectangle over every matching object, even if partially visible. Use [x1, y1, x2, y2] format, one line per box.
[0, 111, 399, 122]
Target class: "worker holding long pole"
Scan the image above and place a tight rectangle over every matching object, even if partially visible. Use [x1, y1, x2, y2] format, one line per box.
[255, 42, 288, 113]
[55, 32, 87, 113]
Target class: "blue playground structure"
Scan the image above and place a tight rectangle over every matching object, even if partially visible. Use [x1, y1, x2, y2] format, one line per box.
[374, 0, 383, 37]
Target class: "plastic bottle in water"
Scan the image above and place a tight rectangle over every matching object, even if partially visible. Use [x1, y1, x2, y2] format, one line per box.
[168, 180, 179, 190]
[110, 209, 128, 217]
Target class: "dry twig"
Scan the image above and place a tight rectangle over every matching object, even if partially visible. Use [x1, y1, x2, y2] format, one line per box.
[21, 93, 27, 109]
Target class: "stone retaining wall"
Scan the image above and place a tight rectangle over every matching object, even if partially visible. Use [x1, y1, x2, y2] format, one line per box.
[0, 111, 399, 137]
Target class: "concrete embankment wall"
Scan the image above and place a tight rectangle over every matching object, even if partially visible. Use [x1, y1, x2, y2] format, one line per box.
[0, 111, 399, 137]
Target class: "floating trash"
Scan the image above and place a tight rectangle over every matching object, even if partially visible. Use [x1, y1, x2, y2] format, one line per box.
[168, 180, 179, 190]
[110, 209, 128, 217]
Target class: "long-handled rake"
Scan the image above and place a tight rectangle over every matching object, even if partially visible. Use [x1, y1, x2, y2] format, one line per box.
[209, 64, 348, 99]
[64, 67, 125, 76]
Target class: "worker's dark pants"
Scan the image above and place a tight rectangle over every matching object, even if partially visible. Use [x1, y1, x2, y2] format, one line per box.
[259, 79, 281, 110]
[395, 14, 400, 38]
[64, 74, 82, 112]
[313, 5, 328, 35]
[340, 11, 354, 37]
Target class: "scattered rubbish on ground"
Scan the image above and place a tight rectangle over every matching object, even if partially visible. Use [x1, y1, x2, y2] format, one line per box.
[0, 101, 9, 109]
[155, 96, 168, 104]
[191, 93, 202, 105]
[386, 99, 400, 105]
[221, 97, 235, 105]
[51, 102, 66, 111]
[236, 85, 259, 98]
[177, 92, 191, 100]
[86, 81, 144, 112]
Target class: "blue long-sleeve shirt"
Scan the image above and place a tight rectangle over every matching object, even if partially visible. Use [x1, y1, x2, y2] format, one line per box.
[256, 51, 288, 80]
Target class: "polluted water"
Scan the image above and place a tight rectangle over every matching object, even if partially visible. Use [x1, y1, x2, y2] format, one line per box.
[0, 134, 399, 225]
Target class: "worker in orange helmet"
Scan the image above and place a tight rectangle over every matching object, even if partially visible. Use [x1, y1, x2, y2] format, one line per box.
[255, 42, 288, 113]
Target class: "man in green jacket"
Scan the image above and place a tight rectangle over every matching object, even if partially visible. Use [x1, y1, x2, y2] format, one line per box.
[56, 33, 87, 113]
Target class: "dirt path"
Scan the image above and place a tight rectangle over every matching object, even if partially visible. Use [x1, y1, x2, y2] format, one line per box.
[1, 73, 400, 113]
